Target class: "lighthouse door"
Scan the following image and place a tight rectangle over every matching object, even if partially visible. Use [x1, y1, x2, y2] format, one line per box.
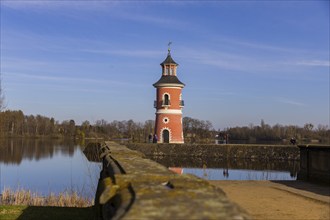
[162, 129, 170, 143]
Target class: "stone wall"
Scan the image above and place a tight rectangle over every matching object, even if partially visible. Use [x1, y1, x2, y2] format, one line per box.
[90, 141, 251, 220]
[298, 145, 330, 184]
[126, 143, 300, 160]
[150, 155, 300, 172]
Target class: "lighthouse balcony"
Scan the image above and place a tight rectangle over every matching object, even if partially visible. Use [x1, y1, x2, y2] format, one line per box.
[154, 100, 183, 107]
[162, 100, 171, 107]
[154, 100, 171, 108]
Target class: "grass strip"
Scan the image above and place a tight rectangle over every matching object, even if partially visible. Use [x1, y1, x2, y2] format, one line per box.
[0, 205, 94, 220]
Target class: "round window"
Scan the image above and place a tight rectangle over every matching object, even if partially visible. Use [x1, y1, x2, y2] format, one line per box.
[163, 117, 169, 124]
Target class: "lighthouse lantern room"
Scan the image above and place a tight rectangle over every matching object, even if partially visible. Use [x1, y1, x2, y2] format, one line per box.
[153, 46, 185, 143]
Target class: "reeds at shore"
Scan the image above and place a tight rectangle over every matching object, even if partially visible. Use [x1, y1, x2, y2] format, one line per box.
[0, 188, 93, 207]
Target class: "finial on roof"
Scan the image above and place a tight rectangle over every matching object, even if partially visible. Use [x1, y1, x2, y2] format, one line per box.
[168, 41, 172, 54]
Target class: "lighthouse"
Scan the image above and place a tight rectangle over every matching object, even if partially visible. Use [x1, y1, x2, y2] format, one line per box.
[153, 47, 185, 143]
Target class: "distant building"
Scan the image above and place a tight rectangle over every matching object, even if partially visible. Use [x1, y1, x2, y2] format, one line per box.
[153, 48, 185, 143]
[215, 132, 229, 144]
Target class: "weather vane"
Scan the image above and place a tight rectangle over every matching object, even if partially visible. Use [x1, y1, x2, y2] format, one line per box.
[168, 41, 172, 53]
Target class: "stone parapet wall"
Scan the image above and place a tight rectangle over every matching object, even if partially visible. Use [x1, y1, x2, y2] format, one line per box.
[87, 141, 251, 220]
[150, 155, 300, 172]
[126, 143, 300, 160]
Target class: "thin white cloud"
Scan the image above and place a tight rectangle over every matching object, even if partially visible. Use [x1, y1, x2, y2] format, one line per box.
[1, 0, 186, 26]
[2, 0, 190, 30]
[5, 81, 121, 94]
[276, 97, 305, 106]
[80, 49, 163, 58]
[177, 45, 329, 74]
[115, 11, 189, 28]
[178, 47, 274, 72]
[3, 72, 147, 87]
[201, 32, 312, 55]
[1, 0, 118, 10]
[2, 29, 163, 60]
[224, 38, 309, 54]
[1, 0, 52, 8]
[294, 60, 330, 67]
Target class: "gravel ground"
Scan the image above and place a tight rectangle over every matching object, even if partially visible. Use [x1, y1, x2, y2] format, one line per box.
[209, 180, 330, 220]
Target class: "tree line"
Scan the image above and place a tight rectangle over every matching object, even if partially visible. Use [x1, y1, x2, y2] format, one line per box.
[0, 110, 215, 143]
[0, 110, 154, 142]
[224, 119, 329, 144]
[0, 110, 329, 144]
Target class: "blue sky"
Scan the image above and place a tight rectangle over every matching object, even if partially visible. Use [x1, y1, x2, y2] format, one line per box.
[0, 1, 329, 129]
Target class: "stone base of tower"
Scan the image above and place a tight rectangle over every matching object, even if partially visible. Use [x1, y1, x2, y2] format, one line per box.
[155, 113, 184, 144]
[155, 131, 185, 144]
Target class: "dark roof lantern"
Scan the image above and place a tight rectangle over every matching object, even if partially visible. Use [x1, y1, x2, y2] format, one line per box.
[160, 50, 178, 66]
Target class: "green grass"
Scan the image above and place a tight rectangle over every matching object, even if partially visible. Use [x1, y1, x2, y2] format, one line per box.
[0, 205, 94, 220]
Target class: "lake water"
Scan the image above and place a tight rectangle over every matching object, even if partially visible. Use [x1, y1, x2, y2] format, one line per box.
[152, 156, 299, 181]
[0, 139, 299, 199]
[0, 139, 101, 199]
[176, 168, 297, 180]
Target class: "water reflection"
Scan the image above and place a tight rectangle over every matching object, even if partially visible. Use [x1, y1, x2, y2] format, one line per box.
[152, 155, 299, 181]
[0, 139, 101, 199]
[180, 168, 297, 180]
[0, 139, 77, 165]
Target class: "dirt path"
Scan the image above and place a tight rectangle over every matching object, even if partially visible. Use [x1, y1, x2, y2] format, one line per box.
[210, 180, 330, 220]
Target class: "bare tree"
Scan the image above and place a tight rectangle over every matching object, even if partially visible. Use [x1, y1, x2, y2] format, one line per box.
[0, 73, 6, 111]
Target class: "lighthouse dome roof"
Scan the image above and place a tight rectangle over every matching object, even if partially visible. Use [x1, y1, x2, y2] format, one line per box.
[153, 75, 185, 88]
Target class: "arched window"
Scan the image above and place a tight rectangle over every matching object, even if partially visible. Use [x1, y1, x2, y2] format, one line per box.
[163, 94, 170, 106]
[162, 129, 170, 143]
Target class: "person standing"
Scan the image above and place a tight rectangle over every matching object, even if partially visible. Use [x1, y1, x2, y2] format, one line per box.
[153, 134, 158, 143]
[148, 134, 153, 143]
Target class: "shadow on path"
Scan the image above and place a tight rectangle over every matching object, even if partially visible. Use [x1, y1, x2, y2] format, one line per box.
[271, 180, 330, 201]
[17, 206, 94, 220]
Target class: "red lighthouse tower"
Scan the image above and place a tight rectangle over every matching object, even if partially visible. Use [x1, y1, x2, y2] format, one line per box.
[153, 47, 185, 143]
